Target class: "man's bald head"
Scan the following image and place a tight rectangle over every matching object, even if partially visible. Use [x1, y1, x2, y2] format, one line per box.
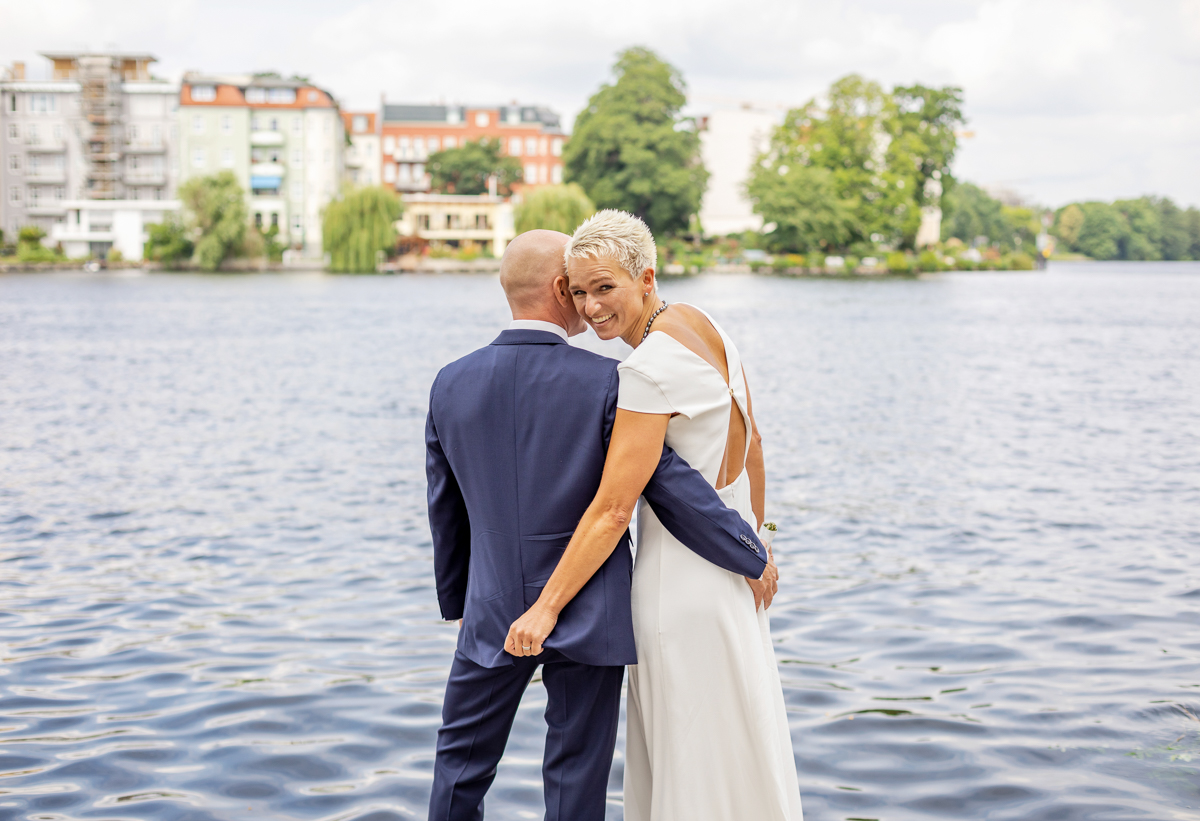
[499, 230, 571, 316]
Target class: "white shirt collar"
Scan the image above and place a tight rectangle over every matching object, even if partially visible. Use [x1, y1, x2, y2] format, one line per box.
[508, 319, 568, 342]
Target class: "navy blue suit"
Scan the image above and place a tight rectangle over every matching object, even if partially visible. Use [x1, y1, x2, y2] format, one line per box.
[426, 328, 766, 821]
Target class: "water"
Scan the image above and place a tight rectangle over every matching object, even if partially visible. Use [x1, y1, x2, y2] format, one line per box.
[1, 262, 1198, 821]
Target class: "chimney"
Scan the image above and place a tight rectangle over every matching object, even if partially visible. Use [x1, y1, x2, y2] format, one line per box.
[13, 61, 25, 80]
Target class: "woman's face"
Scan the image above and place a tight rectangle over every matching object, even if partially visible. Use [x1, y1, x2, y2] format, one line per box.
[567, 256, 651, 341]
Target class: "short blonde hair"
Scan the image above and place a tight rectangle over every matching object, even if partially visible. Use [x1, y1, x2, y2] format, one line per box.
[564, 209, 657, 281]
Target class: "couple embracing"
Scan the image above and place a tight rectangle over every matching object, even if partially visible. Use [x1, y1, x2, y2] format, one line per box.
[425, 210, 804, 821]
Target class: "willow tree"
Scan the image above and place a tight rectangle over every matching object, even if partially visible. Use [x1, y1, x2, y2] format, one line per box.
[322, 186, 403, 273]
[514, 184, 596, 235]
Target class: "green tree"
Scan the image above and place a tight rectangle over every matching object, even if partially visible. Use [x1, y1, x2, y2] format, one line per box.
[745, 163, 849, 252]
[751, 74, 964, 251]
[565, 47, 708, 236]
[514, 183, 596, 235]
[1054, 203, 1085, 247]
[1073, 202, 1128, 260]
[1186, 208, 1200, 260]
[427, 138, 522, 196]
[1154, 197, 1191, 260]
[322, 185, 403, 273]
[178, 171, 247, 271]
[1114, 198, 1162, 260]
[942, 182, 1010, 247]
[144, 218, 194, 267]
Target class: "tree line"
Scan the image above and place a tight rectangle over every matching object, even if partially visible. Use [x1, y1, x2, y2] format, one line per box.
[1051, 198, 1200, 261]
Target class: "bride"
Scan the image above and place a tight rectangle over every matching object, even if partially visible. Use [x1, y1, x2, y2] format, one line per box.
[506, 209, 803, 820]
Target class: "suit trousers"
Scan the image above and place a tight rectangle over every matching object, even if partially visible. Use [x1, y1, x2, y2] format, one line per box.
[428, 648, 625, 821]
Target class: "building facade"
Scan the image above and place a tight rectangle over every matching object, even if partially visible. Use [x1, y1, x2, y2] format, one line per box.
[178, 74, 343, 257]
[343, 111, 380, 187]
[0, 52, 178, 243]
[394, 193, 515, 258]
[50, 199, 181, 261]
[380, 103, 564, 194]
[697, 105, 782, 237]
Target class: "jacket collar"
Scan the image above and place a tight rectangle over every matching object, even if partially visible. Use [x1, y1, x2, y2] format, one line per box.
[491, 329, 568, 346]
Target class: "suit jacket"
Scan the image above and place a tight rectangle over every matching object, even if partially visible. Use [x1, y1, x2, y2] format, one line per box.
[426, 328, 766, 669]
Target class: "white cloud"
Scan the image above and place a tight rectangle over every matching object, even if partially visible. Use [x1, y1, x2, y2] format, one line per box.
[0, 0, 1195, 207]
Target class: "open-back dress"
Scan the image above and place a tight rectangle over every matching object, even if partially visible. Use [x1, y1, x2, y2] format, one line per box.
[617, 306, 803, 821]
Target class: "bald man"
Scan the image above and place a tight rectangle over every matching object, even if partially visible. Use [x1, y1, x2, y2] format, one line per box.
[425, 230, 768, 821]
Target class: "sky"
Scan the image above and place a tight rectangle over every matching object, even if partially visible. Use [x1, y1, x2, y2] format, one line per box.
[2, 0, 1198, 208]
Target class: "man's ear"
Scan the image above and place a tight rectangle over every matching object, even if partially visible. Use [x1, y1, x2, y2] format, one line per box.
[552, 273, 572, 307]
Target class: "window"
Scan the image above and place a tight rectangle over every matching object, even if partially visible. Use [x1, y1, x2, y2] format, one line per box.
[251, 115, 262, 131]
[292, 214, 304, 234]
[245, 87, 267, 104]
[7, 94, 14, 112]
[7, 123, 17, 140]
[398, 164, 411, 183]
[191, 85, 216, 102]
[506, 109, 520, 125]
[551, 165, 562, 184]
[308, 91, 319, 102]
[551, 138, 563, 157]
[526, 137, 537, 156]
[8, 186, 20, 203]
[444, 137, 456, 149]
[27, 186, 39, 205]
[7, 155, 18, 172]
[291, 180, 303, 201]
[509, 137, 522, 156]
[383, 163, 396, 183]
[413, 138, 425, 158]
[220, 148, 233, 168]
[268, 88, 295, 104]
[383, 136, 395, 154]
[130, 188, 140, 201]
[154, 187, 162, 200]
[292, 148, 303, 166]
[446, 109, 461, 124]
[220, 115, 232, 135]
[53, 124, 64, 141]
[417, 214, 431, 230]
[54, 186, 65, 200]
[271, 212, 279, 227]
[192, 115, 205, 134]
[192, 148, 206, 168]
[128, 124, 139, 143]
[292, 116, 302, 134]
[539, 137, 548, 156]
[269, 117, 278, 131]
[427, 136, 439, 152]
[475, 112, 489, 127]
[28, 124, 38, 142]
[254, 212, 263, 228]
[413, 163, 424, 180]
[399, 136, 410, 159]
[128, 155, 139, 171]
[524, 164, 537, 184]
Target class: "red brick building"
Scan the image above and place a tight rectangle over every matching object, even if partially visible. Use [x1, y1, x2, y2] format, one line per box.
[380, 103, 565, 193]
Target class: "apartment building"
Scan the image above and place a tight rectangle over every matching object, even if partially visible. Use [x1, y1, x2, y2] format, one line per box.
[380, 103, 564, 193]
[0, 52, 178, 243]
[178, 73, 343, 257]
[343, 111, 380, 187]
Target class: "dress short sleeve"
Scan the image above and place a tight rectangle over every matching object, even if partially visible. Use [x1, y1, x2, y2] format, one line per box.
[617, 363, 676, 415]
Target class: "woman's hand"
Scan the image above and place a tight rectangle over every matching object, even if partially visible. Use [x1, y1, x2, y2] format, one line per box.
[505, 604, 559, 657]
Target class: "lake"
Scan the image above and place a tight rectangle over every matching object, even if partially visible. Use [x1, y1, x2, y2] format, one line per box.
[1, 262, 1198, 820]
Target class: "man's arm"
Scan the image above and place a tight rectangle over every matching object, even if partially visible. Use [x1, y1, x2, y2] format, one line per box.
[426, 379, 471, 621]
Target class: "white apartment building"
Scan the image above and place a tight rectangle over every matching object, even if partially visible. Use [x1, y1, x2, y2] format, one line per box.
[697, 105, 782, 237]
[0, 53, 178, 244]
[178, 73, 344, 258]
[343, 111, 381, 187]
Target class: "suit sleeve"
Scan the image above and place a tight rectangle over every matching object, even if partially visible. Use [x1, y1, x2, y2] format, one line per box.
[426, 374, 471, 620]
[602, 366, 768, 578]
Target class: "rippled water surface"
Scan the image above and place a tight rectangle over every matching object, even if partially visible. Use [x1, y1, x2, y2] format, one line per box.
[2, 263, 1199, 821]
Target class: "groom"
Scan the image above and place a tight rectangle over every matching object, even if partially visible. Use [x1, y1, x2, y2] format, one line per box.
[425, 229, 770, 821]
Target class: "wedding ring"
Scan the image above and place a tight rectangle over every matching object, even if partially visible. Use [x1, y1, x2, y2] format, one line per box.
[522, 645, 531, 651]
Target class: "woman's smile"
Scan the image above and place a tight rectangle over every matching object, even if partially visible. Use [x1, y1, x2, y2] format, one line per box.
[589, 312, 616, 327]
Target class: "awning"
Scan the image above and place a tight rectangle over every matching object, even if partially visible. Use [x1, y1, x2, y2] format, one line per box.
[250, 176, 282, 189]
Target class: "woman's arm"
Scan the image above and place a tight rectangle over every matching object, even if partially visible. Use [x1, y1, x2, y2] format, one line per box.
[505, 409, 670, 657]
[744, 372, 765, 530]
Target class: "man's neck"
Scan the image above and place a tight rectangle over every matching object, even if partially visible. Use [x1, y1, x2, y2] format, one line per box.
[511, 312, 568, 333]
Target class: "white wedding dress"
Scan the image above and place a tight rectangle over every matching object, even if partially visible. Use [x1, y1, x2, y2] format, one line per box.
[619, 307, 803, 821]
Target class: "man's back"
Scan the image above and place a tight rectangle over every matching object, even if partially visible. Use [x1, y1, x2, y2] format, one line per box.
[426, 328, 634, 668]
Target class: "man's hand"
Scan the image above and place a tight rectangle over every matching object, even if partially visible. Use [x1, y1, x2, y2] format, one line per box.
[745, 550, 779, 611]
[505, 603, 558, 657]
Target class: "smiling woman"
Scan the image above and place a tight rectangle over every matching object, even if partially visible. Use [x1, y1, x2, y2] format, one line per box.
[508, 208, 806, 820]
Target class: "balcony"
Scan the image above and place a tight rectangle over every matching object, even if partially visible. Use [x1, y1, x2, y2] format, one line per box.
[26, 138, 67, 153]
[250, 131, 285, 146]
[26, 169, 68, 184]
[125, 140, 166, 154]
[25, 203, 68, 216]
[125, 171, 166, 185]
